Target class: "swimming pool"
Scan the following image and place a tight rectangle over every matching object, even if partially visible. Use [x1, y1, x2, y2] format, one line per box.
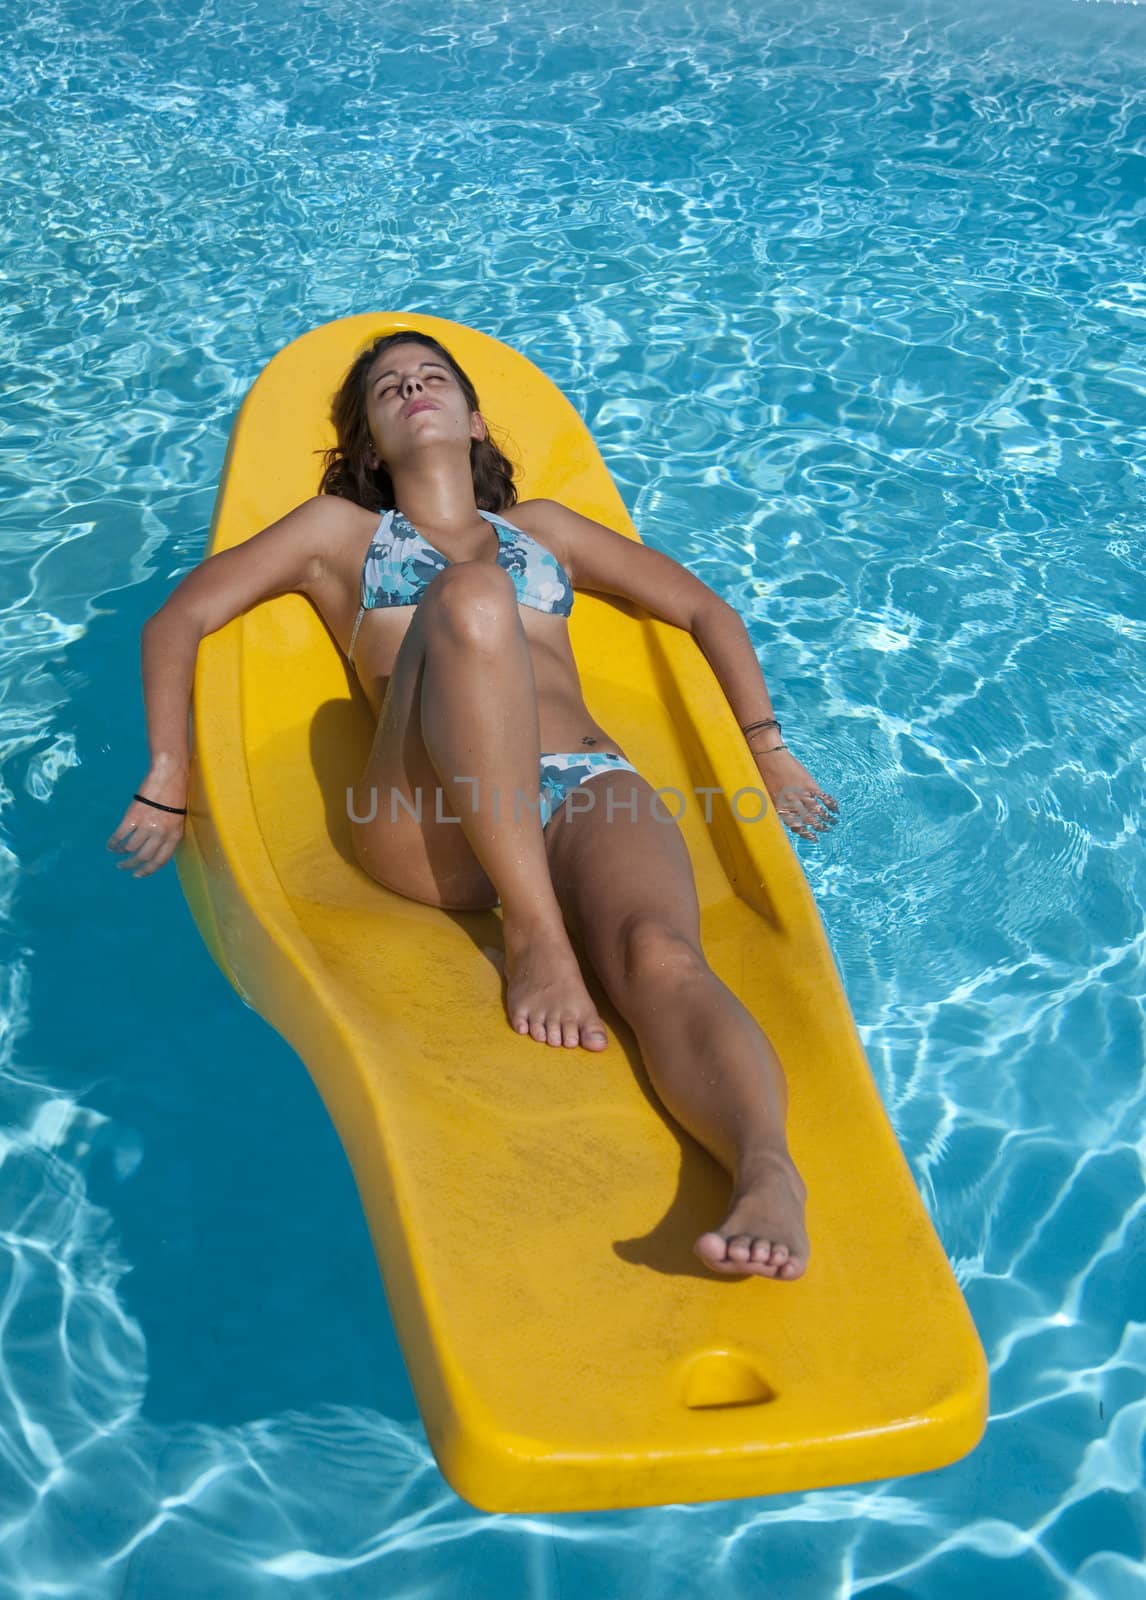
[2, 0, 1143, 1591]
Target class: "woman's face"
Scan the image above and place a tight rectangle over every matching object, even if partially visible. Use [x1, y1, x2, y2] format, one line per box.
[363, 343, 484, 467]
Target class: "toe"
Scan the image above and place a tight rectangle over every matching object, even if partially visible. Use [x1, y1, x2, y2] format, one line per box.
[562, 1018, 580, 1047]
[546, 1019, 564, 1046]
[583, 1021, 608, 1050]
[725, 1233, 754, 1262]
[531, 1018, 547, 1042]
[694, 1231, 729, 1267]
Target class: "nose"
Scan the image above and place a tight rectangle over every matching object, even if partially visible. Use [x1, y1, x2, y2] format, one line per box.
[401, 375, 425, 397]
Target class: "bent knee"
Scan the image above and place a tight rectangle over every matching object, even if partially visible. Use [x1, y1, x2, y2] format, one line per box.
[423, 561, 518, 642]
[350, 820, 498, 910]
[617, 916, 707, 988]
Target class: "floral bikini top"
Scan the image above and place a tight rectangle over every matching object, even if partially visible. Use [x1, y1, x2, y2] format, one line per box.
[347, 506, 574, 666]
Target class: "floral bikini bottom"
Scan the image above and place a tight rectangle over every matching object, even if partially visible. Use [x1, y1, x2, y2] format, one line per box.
[537, 751, 642, 831]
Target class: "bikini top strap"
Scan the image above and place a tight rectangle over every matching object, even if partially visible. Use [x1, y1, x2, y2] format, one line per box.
[478, 507, 518, 534]
[347, 605, 364, 666]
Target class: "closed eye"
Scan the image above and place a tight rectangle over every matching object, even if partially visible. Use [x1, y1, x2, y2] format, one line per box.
[377, 373, 449, 399]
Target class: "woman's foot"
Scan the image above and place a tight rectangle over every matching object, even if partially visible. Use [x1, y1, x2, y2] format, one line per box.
[694, 1150, 809, 1280]
[502, 919, 609, 1050]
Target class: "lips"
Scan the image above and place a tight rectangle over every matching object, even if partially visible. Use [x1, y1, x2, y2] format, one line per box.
[404, 399, 439, 418]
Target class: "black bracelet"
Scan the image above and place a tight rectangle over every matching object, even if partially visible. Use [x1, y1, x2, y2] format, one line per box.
[741, 718, 781, 737]
[134, 792, 188, 815]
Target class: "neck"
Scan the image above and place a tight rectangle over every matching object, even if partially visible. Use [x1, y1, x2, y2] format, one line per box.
[387, 454, 484, 535]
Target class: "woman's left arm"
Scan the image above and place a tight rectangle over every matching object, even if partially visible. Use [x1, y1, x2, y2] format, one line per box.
[518, 498, 840, 841]
[689, 603, 840, 841]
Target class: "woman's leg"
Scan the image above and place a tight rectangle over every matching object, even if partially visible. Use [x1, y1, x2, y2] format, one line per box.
[349, 560, 607, 1050]
[543, 770, 809, 1280]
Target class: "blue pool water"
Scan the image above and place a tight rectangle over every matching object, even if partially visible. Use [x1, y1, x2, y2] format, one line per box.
[2, 0, 1144, 1591]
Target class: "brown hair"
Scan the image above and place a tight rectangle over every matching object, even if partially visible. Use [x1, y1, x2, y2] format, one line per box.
[316, 330, 518, 513]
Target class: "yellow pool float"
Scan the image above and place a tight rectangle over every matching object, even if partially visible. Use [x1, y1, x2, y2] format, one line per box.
[175, 311, 988, 1512]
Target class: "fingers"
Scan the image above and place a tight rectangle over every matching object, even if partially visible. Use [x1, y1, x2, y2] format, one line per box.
[117, 832, 181, 877]
[108, 806, 149, 852]
[776, 786, 840, 841]
[107, 810, 184, 877]
[806, 793, 837, 830]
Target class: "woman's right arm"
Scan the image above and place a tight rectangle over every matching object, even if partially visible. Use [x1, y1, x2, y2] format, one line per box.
[107, 494, 351, 878]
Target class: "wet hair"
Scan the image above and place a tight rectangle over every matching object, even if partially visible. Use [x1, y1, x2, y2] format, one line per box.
[316, 330, 518, 514]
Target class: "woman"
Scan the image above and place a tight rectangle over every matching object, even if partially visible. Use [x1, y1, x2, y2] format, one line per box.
[108, 331, 839, 1281]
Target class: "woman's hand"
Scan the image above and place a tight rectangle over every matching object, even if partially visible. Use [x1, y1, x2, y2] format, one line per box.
[751, 747, 839, 842]
[107, 766, 188, 878]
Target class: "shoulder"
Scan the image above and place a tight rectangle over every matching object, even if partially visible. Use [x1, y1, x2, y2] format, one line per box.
[172, 494, 382, 636]
[296, 494, 383, 585]
[306, 492, 382, 534]
[273, 492, 380, 549]
[499, 498, 637, 589]
[503, 498, 727, 630]
[495, 497, 549, 536]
